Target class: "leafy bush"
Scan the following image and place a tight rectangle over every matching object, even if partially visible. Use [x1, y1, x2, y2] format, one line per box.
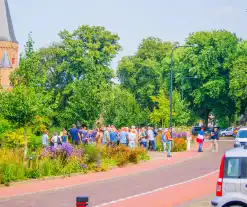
[0, 117, 11, 139]
[84, 145, 100, 163]
[172, 138, 187, 152]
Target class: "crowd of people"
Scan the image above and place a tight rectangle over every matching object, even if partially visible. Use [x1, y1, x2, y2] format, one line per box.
[41, 124, 220, 156]
[41, 124, 175, 157]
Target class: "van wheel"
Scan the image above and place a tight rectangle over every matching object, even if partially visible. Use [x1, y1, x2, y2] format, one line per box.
[222, 133, 226, 137]
[226, 204, 246, 207]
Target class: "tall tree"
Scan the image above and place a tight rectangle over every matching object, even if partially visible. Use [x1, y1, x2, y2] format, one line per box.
[117, 37, 174, 110]
[149, 90, 191, 127]
[12, 26, 121, 127]
[230, 40, 247, 115]
[0, 86, 52, 156]
[177, 30, 239, 126]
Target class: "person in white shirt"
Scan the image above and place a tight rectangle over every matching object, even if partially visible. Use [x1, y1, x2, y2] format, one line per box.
[129, 129, 137, 148]
[147, 127, 155, 151]
[41, 130, 49, 147]
[186, 128, 192, 151]
[51, 132, 61, 148]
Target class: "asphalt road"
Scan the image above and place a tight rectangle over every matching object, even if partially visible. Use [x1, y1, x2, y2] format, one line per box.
[0, 141, 232, 207]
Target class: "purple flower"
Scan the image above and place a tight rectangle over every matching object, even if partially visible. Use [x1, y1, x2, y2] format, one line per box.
[81, 163, 87, 169]
[75, 149, 84, 157]
[51, 146, 56, 153]
[56, 143, 74, 157]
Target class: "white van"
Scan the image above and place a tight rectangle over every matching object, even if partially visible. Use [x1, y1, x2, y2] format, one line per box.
[234, 128, 247, 148]
[211, 146, 247, 207]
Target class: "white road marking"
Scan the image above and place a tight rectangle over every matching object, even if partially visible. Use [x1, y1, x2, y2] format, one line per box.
[93, 170, 219, 207]
[0, 144, 213, 201]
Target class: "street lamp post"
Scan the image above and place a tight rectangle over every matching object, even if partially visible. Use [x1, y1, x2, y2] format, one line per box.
[169, 45, 195, 138]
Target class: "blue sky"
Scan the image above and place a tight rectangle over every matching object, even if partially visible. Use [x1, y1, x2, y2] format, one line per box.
[8, 0, 247, 69]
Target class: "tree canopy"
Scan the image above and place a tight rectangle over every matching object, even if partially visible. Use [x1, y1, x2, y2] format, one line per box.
[1, 26, 247, 134]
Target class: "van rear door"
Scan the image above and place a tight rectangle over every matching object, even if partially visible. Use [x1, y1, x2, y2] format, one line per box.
[241, 158, 247, 195]
[223, 157, 241, 194]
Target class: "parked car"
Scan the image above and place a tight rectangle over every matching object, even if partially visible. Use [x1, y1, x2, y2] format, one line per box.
[192, 126, 220, 136]
[220, 127, 234, 137]
[205, 127, 220, 134]
[234, 128, 247, 148]
[211, 146, 247, 207]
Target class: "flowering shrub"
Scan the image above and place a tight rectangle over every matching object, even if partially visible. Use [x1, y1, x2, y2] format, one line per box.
[99, 145, 148, 167]
[172, 138, 187, 152]
[0, 143, 149, 186]
[171, 132, 187, 138]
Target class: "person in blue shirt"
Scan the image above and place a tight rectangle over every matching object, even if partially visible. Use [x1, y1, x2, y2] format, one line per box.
[110, 128, 118, 146]
[210, 128, 219, 152]
[197, 127, 205, 152]
[70, 124, 81, 145]
[119, 128, 128, 146]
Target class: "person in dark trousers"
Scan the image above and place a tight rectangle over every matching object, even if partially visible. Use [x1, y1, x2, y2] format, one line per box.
[69, 124, 81, 145]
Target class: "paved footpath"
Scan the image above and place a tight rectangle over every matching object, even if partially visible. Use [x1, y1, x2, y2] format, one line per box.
[0, 141, 232, 207]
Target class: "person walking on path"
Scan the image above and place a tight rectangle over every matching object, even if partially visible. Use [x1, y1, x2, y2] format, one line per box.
[162, 129, 167, 153]
[196, 127, 205, 152]
[210, 128, 219, 152]
[166, 128, 173, 157]
[186, 128, 192, 151]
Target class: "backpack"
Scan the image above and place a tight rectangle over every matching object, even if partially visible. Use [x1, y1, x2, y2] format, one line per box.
[57, 136, 61, 144]
[153, 130, 158, 137]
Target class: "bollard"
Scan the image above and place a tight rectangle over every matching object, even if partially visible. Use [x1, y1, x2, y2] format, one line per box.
[76, 197, 88, 207]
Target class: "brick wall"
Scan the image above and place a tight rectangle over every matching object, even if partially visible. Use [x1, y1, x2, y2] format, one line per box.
[0, 41, 19, 88]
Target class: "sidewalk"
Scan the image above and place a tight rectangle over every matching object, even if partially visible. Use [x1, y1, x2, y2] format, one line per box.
[0, 142, 211, 199]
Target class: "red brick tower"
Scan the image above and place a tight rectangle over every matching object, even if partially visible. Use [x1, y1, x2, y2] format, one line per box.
[0, 0, 19, 89]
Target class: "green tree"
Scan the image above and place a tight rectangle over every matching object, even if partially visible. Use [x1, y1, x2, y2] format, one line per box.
[177, 30, 239, 126]
[0, 86, 52, 155]
[149, 90, 191, 127]
[10, 33, 47, 87]
[149, 90, 170, 127]
[11, 26, 121, 128]
[230, 40, 247, 115]
[117, 37, 174, 110]
[103, 86, 147, 128]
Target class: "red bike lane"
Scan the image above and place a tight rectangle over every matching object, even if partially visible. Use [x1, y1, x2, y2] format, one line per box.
[97, 170, 218, 207]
